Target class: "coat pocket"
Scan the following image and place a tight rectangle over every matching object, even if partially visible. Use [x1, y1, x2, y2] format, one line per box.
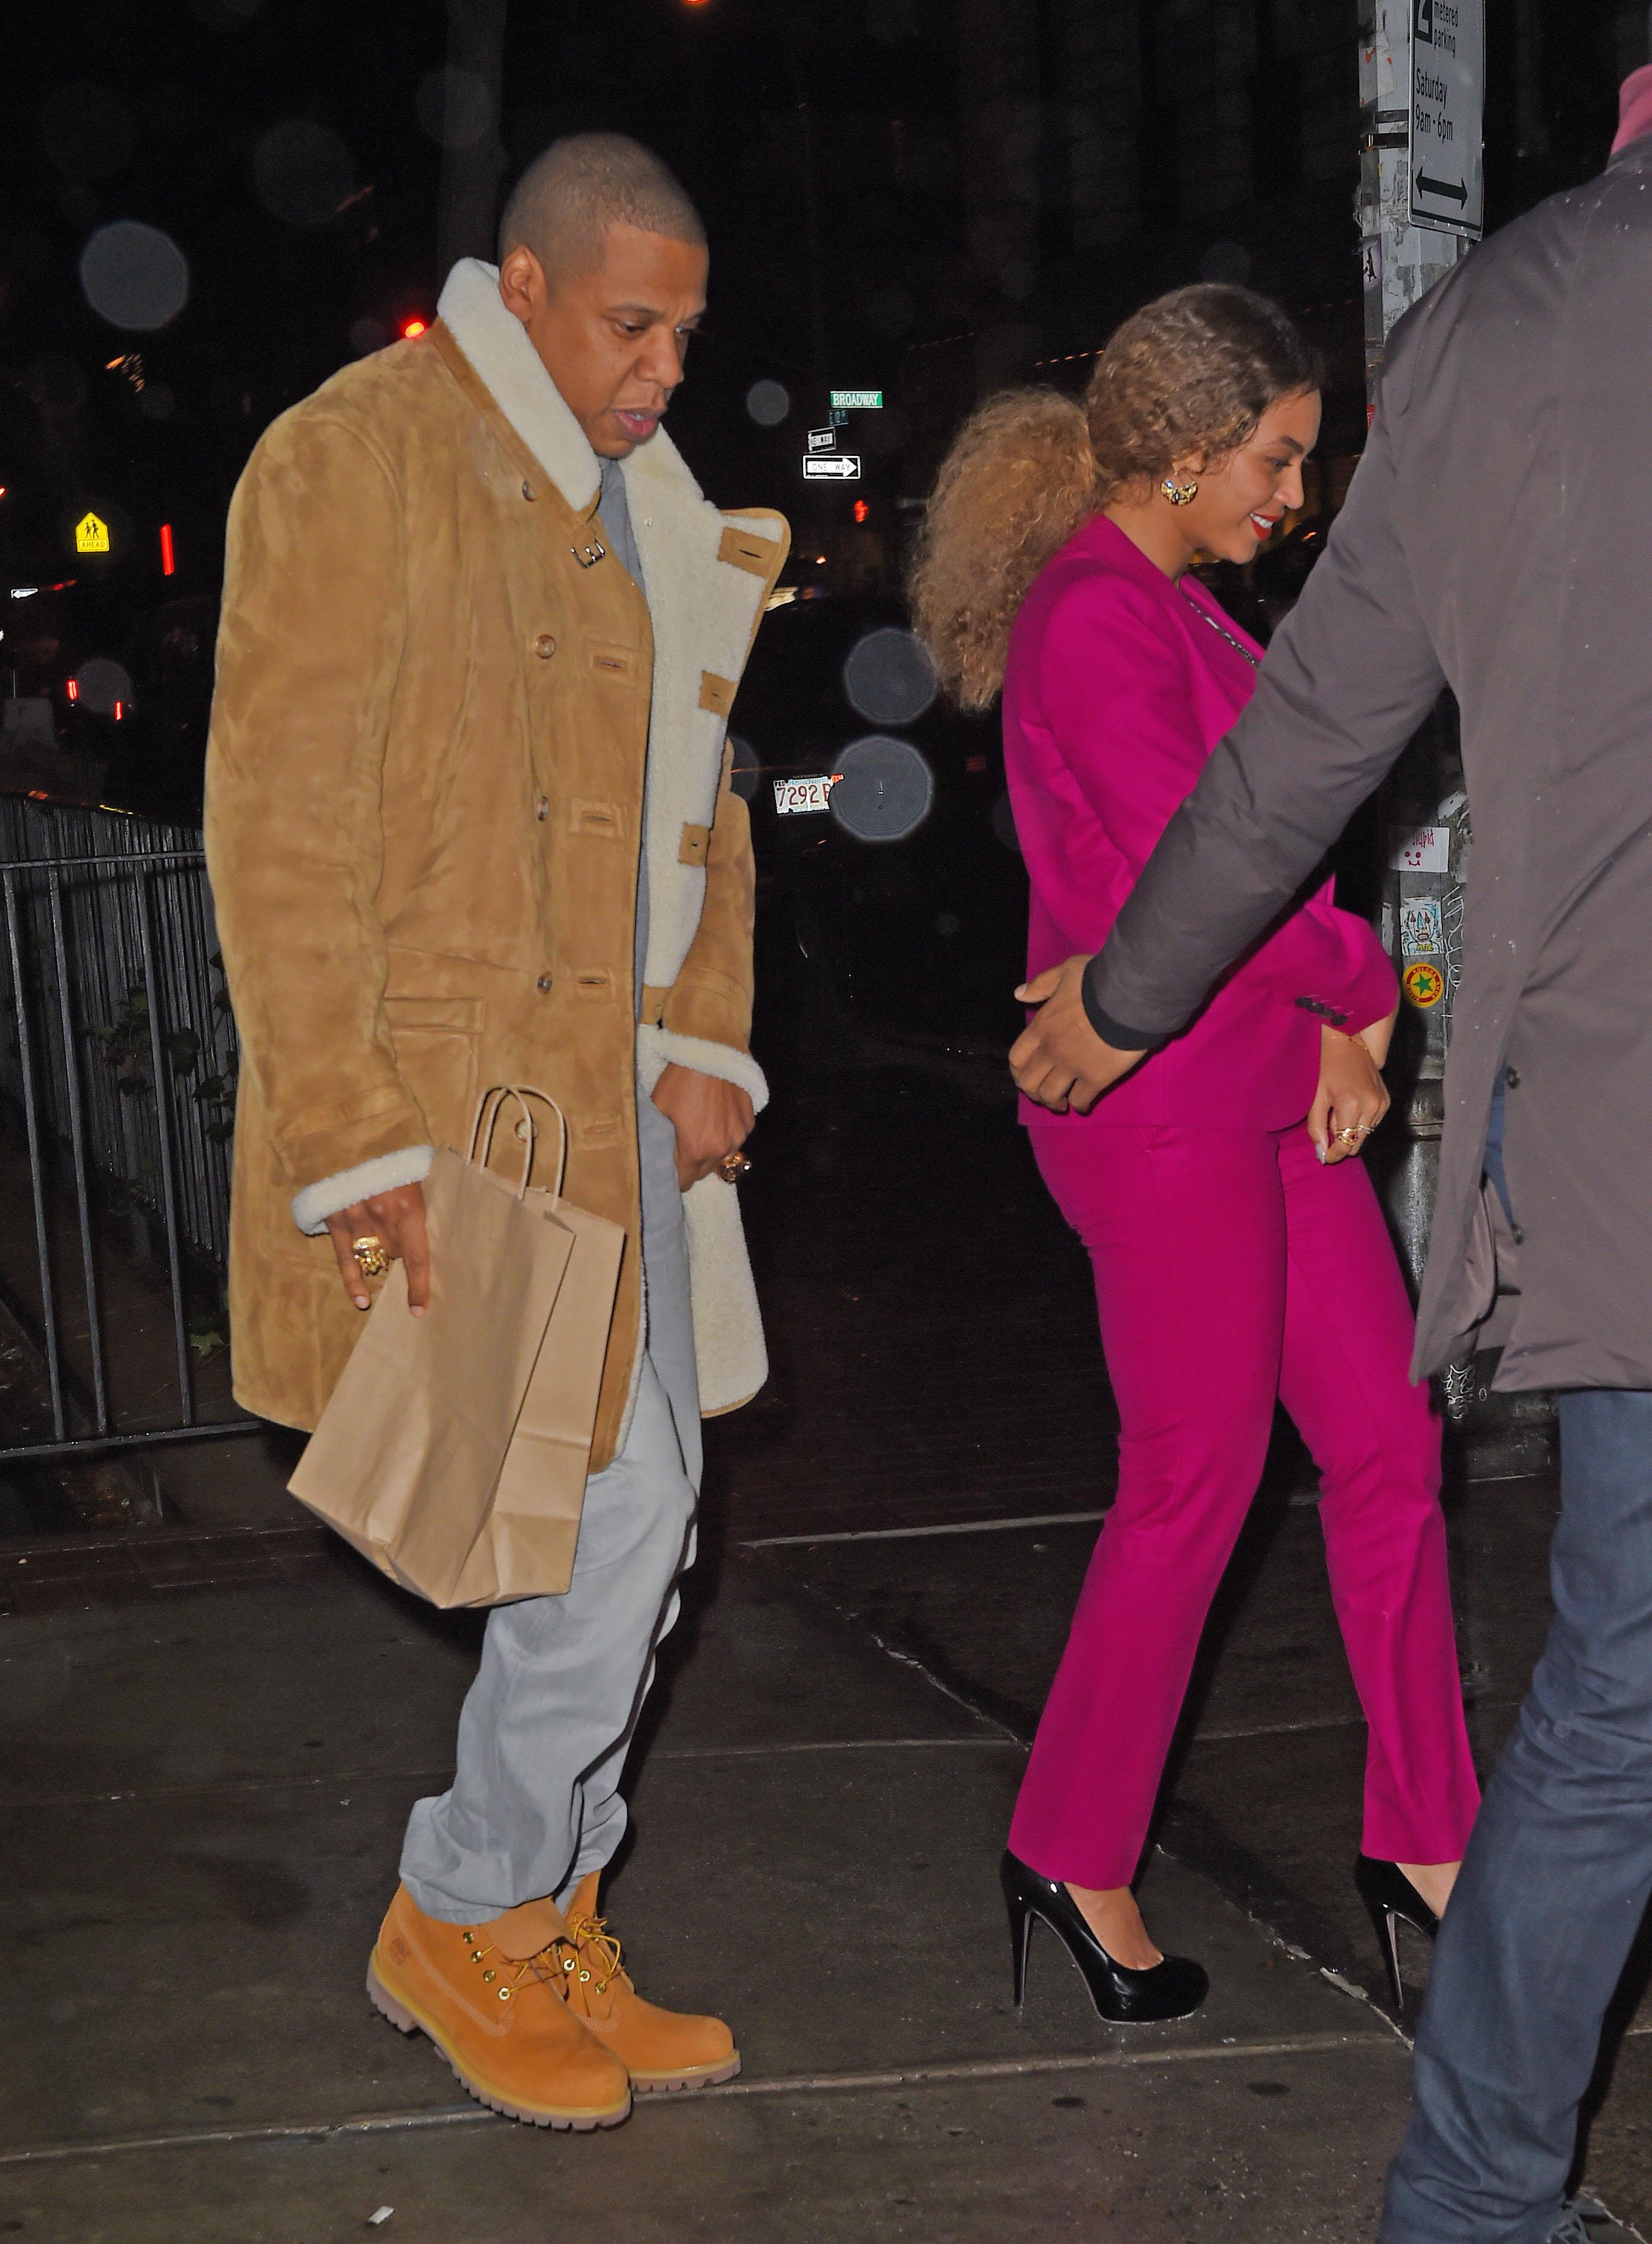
[383, 996, 484, 1147]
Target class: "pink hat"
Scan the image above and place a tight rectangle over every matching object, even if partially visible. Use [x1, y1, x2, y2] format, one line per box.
[1612, 63, 1652, 155]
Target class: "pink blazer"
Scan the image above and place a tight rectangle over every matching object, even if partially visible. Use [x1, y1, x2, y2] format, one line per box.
[1003, 515, 1397, 1133]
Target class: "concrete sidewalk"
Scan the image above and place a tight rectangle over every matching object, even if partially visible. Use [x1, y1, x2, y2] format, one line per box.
[0, 1518, 1415, 2243]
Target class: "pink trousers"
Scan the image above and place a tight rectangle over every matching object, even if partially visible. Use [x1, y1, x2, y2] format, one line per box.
[1010, 1121, 1480, 1890]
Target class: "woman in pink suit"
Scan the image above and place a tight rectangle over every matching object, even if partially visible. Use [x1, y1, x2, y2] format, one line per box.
[912, 286, 1478, 2025]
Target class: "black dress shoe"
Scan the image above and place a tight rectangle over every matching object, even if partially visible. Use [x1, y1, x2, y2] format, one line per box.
[1354, 1853, 1440, 2008]
[1000, 1850, 1209, 2025]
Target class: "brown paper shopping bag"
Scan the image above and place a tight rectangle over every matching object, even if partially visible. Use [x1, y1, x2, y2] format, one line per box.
[288, 1086, 608, 1606]
[445, 1088, 625, 1603]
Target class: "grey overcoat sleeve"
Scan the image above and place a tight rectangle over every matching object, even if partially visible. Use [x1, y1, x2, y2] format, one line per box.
[1085, 313, 1450, 1044]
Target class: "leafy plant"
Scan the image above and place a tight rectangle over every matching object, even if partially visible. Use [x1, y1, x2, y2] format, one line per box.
[87, 955, 239, 1147]
[87, 985, 203, 1095]
[193, 952, 240, 1144]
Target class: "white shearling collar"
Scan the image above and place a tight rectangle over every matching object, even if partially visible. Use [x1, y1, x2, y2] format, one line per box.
[435, 257, 709, 525]
[437, 258, 602, 515]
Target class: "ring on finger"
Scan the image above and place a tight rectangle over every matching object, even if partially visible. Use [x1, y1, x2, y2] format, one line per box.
[351, 1234, 391, 1278]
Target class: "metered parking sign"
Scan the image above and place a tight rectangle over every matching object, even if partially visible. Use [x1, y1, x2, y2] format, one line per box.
[1409, 0, 1484, 237]
[828, 735, 934, 844]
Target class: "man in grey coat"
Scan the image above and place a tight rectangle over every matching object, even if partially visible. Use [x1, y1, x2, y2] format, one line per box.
[1009, 96, 1652, 2244]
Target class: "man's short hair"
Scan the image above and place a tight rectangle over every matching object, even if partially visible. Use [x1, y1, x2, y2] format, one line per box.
[498, 133, 706, 284]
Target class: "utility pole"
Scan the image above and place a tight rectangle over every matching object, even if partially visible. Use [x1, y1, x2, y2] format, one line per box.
[1356, 1, 1484, 1397]
[435, 0, 510, 283]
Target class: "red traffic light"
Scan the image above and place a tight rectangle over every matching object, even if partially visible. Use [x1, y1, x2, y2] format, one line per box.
[853, 499, 869, 525]
[402, 318, 428, 340]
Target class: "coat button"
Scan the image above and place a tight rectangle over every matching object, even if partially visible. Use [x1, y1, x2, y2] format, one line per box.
[536, 796, 549, 821]
[522, 480, 536, 501]
[1511, 1222, 1526, 1245]
[1503, 1066, 1521, 1088]
[536, 973, 554, 994]
[533, 632, 557, 659]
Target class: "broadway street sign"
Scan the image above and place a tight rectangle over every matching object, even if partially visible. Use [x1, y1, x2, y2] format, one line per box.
[1408, 0, 1484, 238]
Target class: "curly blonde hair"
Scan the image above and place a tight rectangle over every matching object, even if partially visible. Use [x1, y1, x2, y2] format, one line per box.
[909, 284, 1322, 710]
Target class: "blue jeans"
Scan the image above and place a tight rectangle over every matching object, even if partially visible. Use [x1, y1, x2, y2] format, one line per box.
[1380, 1385, 1652, 2241]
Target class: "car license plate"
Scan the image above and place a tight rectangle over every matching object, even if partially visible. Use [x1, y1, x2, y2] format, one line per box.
[773, 775, 835, 815]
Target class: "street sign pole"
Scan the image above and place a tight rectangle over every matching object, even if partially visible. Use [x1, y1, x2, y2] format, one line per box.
[1358, 0, 1479, 405]
[1359, 0, 1471, 1299]
[1357, 2, 1533, 1454]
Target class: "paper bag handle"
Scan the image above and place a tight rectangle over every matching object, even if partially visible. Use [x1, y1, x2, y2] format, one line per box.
[468, 1085, 571, 1205]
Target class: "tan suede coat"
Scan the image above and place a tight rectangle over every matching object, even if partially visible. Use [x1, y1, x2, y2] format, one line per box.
[205, 260, 788, 1469]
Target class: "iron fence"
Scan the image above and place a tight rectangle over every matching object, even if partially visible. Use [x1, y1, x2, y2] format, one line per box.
[0, 796, 258, 1461]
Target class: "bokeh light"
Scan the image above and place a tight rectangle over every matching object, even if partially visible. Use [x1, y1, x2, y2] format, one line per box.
[842, 627, 938, 726]
[745, 379, 790, 428]
[79, 221, 191, 331]
[74, 658, 133, 716]
[252, 119, 354, 229]
[415, 66, 493, 150]
[728, 736, 760, 803]
[828, 736, 935, 844]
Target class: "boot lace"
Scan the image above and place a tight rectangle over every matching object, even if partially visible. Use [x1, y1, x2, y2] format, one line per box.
[565, 1909, 624, 1997]
[456, 1927, 547, 2006]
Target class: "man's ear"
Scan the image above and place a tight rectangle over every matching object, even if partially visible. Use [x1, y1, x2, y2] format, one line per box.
[498, 245, 547, 330]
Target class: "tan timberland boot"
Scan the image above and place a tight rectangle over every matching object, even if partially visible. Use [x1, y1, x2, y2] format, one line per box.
[551, 1873, 740, 2094]
[367, 1884, 631, 2130]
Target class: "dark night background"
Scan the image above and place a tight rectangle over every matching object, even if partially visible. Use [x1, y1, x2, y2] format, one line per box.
[0, 0, 1642, 816]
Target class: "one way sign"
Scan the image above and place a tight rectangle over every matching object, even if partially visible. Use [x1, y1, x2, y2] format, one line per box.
[803, 455, 862, 481]
[1408, 0, 1484, 239]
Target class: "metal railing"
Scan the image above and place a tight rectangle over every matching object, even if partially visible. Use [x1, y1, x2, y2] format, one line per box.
[0, 797, 258, 1461]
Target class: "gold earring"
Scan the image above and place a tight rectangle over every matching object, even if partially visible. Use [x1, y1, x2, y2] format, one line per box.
[1161, 475, 1199, 507]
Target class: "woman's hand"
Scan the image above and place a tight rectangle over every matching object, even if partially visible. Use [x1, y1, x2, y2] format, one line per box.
[1355, 1005, 1399, 1070]
[1308, 1025, 1391, 1165]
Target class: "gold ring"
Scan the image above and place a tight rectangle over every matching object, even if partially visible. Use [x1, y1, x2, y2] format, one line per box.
[1334, 1127, 1361, 1147]
[717, 1151, 752, 1185]
[351, 1235, 391, 1277]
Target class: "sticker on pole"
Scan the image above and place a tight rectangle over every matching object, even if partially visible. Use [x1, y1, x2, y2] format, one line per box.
[1400, 896, 1444, 957]
[1408, 0, 1484, 239]
[1403, 961, 1446, 1008]
[1388, 822, 1450, 873]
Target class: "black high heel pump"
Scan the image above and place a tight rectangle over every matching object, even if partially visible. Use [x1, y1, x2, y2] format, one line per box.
[1000, 1851, 1209, 2025]
[1355, 1854, 1440, 2009]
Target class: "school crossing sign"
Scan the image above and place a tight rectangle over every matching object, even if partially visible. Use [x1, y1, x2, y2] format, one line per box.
[1409, 0, 1484, 239]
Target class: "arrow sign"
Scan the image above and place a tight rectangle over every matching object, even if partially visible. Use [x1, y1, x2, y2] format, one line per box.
[803, 455, 862, 481]
[1407, 0, 1483, 237]
[807, 427, 837, 452]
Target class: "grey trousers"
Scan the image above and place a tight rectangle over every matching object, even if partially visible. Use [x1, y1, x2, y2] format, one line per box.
[1381, 1387, 1652, 2243]
[399, 1076, 702, 1922]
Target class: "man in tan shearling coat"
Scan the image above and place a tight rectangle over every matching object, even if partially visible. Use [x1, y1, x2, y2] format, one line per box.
[205, 136, 787, 2130]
